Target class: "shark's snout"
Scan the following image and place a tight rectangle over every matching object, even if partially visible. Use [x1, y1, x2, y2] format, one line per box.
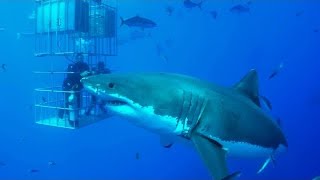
[80, 76, 92, 85]
[81, 77, 100, 95]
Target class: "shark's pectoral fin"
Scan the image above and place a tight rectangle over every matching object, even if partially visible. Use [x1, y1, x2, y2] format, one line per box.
[160, 135, 174, 148]
[191, 133, 239, 180]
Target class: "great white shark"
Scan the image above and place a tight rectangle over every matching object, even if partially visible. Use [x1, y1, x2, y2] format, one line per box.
[80, 69, 288, 180]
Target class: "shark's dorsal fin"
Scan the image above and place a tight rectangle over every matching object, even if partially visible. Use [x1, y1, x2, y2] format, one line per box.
[233, 69, 261, 107]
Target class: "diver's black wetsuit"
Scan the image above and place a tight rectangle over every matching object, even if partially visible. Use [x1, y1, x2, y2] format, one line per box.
[58, 60, 89, 122]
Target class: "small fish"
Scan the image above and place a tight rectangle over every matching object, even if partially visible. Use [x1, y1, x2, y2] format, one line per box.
[120, 16, 157, 30]
[210, 10, 218, 19]
[162, 142, 173, 148]
[183, 0, 203, 10]
[165, 5, 174, 16]
[42, 96, 47, 103]
[135, 152, 140, 160]
[28, 169, 40, 173]
[48, 161, 56, 166]
[1, 64, 6, 71]
[257, 158, 270, 174]
[257, 155, 277, 174]
[0, 161, 6, 167]
[295, 10, 304, 17]
[268, 62, 284, 80]
[230, 4, 250, 14]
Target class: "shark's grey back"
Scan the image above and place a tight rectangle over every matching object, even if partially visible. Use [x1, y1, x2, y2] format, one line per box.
[133, 72, 287, 149]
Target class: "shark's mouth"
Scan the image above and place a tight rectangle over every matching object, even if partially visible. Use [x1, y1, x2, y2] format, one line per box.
[85, 85, 129, 106]
[105, 99, 127, 106]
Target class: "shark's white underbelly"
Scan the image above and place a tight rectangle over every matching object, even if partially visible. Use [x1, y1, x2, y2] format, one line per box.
[110, 104, 183, 135]
[141, 114, 275, 158]
[133, 112, 274, 158]
[222, 139, 287, 158]
[109, 103, 279, 159]
[219, 139, 273, 158]
[135, 110, 184, 135]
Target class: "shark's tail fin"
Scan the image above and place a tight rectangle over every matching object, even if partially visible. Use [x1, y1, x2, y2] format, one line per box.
[120, 17, 125, 27]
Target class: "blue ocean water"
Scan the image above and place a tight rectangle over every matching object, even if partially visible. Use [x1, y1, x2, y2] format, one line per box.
[0, 0, 319, 180]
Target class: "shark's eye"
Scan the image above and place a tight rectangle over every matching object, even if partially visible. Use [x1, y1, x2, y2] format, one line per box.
[108, 82, 115, 88]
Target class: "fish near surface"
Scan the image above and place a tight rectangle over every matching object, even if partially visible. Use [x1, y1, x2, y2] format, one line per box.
[120, 16, 157, 30]
[230, 4, 250, 14]
[183, 0, 203, 10]
[81, 70, 288, 180]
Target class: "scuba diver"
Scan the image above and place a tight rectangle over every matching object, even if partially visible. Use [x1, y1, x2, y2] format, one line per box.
[85, 61, 111, 116]
[58, 53, 90, 127]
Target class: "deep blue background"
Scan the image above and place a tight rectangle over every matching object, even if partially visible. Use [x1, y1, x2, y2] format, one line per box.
[0, 0, 320, 180]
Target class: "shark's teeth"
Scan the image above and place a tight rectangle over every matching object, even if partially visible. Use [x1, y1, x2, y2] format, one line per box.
[106, 100, 127, 106]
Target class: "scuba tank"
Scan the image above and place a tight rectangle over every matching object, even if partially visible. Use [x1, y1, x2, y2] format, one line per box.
[68, 92, 78, 122]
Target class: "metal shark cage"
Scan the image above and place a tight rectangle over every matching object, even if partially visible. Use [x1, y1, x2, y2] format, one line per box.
[33, 0, 117, 129]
